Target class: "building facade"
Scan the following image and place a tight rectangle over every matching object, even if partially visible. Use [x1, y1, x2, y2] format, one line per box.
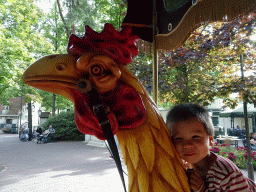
[0, 97, 42, 133]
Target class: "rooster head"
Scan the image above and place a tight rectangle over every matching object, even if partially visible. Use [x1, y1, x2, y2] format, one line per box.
[23, 24, 146, 140]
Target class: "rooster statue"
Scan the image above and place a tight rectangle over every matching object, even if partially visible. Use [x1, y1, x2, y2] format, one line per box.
[23, 23, 190, 192]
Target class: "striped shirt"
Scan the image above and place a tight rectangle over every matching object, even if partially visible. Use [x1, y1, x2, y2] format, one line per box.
[198, 153, 256, 192]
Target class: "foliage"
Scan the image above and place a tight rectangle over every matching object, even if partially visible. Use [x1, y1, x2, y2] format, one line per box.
[161, 13, 256, 107]
[42, 110, 84, 141]
[0, 0, 54, 104]
[128, 13, 256, 108]
[94, 0, 127, 29]
[211, 143, 256, 170]
[38, 90, 73, 112]
[127, 52, 175, 108]
[39, 2, 68, 54]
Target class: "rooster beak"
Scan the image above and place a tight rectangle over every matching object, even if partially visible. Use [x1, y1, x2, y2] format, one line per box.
[22, 54, 78, 102]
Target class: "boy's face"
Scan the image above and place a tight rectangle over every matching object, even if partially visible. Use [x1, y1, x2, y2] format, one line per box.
[171, 118, 213, 166]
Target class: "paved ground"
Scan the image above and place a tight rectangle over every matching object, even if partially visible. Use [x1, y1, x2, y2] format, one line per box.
[0, 134, 128, 192]
[0, 134, 255, 192]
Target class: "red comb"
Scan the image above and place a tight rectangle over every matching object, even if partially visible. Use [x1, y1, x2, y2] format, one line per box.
[67, 23, 139, 65]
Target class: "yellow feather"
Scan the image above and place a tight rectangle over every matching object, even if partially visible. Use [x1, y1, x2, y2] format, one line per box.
[130, 180, 140, 192]
[155, 147, 187, 191]
[125, 152, 137, 191]
[137, 159, 150, 192]
[151, 170, 176, 192]
[149, 125, 178, 158]
[119, 130, 140, 170]
[142, 98, 161, 129]
[136, 126, 155, 172]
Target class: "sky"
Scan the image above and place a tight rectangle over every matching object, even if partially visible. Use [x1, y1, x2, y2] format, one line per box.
[36, 0, 52, 13]
[251, 34, 256, 41]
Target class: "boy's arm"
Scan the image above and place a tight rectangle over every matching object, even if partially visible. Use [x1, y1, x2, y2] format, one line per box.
[247, 178, 256, 192]
[221, 172, 256, 191]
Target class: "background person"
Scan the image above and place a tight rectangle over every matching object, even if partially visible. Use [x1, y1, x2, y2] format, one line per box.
[36, 126, 43, 135]
[47, 125, 55, 142]
[250, 132, 256, 145]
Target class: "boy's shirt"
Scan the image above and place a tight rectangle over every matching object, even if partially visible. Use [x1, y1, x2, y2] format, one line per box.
[194, 152, 256, 192]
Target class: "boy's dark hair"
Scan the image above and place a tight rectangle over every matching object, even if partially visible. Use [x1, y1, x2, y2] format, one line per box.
[166, 103, 214, 136]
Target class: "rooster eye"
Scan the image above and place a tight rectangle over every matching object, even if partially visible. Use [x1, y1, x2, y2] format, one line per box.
[90, 64, 103, 76]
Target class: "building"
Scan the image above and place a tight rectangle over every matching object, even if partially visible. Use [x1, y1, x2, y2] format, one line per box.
[205, 98, 224, 130]
[0, 97, 42, 133]
[39, 112, 51, 127]
[219, 103, 256, 133]
[206, 98, 256, 135]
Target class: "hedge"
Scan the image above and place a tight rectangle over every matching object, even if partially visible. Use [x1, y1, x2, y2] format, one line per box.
[42, 110, 84, 141]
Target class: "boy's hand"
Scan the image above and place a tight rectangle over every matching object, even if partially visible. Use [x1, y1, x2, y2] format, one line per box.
[188, 169, 204, 191]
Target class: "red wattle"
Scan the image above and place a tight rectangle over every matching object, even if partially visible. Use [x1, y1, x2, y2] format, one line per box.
[69, 81, 146, 140]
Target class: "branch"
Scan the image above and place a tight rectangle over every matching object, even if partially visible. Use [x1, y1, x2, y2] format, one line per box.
[71, 0, 76, 34]
[56, 0, 70, 38]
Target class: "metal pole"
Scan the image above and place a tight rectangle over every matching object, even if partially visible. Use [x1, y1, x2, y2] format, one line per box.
[152, 0, 158, 105]
[240, 54, 254, 181]
[28, 101, 32, 141]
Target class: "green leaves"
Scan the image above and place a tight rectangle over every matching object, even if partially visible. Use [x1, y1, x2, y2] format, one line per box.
[0, 0, 54, 103]
[38, 90, 73, 112]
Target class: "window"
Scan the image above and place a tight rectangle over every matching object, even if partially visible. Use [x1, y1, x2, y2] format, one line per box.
[6, 119, 12, 124]
[212, 117, 219, 126]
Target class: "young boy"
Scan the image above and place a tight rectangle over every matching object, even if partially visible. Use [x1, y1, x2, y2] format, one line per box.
[166, 103, 256, 192]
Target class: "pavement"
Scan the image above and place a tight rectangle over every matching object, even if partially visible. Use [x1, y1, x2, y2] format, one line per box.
[0, 134, 255, 192]
[0, 134, 128, 192]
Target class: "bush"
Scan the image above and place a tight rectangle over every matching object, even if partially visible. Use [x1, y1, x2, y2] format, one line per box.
[211, 143, 256, 170]
[42, 110, 84, 141]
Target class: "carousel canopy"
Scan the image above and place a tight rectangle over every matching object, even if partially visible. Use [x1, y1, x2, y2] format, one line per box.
[122, 0, 256, 50]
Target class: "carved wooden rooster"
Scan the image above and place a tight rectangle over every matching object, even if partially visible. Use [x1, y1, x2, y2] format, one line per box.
[23, 24, 190, 191]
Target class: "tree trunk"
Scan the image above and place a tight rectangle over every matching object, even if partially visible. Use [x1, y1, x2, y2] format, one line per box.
[56, 0, 70, 38]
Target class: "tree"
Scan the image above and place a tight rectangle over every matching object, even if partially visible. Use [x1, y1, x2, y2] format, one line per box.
[94, 0, 127, 29]
[0, 0, 54, 104]
[38, 90, 73, 112]
[56, 0, 100, 37]
[160, 12, 256, 107]
[126, 12, 256, 108]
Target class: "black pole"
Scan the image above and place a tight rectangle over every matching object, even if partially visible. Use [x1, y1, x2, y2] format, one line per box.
[28, 101, 33, 141]
[52, 3, 58, 117]
[240, 54, 254, 181]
